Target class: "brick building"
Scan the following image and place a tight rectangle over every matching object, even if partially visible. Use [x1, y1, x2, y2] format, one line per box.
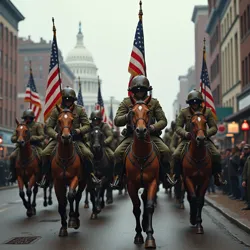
[0, 0, 24, 155]
[17, 37, 75, 122]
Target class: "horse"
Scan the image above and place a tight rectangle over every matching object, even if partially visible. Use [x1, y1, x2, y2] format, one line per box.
[14, 120, 40, 217]
[84, 126, 113, 219]
[182, 106, 212, 234]
[51, 105, 87, 237]
[43, 174, 53, 207]
[125, 95, 160, 249]
[174, 176, 185, 209]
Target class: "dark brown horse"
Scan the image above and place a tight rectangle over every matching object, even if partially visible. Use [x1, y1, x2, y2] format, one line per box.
[125, 95, 159, 249]
[14, 120, 40, 217]
[51, 106, 87, 237]
[182, 107, 212, 234]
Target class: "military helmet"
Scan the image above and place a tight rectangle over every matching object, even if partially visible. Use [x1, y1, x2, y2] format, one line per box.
[61, 86, 77, 101]
[90, 110, 103, 120]
[128, 75, 153, 92]
[22, 109, 35, 119]
[186, 89, 204, 104]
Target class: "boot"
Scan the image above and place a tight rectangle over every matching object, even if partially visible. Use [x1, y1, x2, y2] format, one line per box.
[8, 157, 17, 183]
[242, 203, 250, 210]
[111, 162, 124, 190]
[160, 162, 176, 188]
[173, 158, 181, 182]
[85, 159, 100, 184]
[38, 156, 51, 188]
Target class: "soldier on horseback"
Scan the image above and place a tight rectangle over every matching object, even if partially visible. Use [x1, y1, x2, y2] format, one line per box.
[87, 110, 114, 164]
[173, 89, 224, 186]
[40, 86, 99, 186]
[9, 109, 45, 182]
[112, 75, 173, 189]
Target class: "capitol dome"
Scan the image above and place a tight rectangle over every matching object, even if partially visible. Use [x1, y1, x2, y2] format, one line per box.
[65, 22, 98, 97]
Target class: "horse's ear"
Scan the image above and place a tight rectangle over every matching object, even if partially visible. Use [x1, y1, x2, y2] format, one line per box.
[56, 104, 62, 113]
[15, 118, 19, 126]
[130, 95, 136, 105]
[144, 95, 152, 105]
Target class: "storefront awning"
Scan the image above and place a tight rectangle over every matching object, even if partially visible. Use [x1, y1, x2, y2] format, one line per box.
[224, 105, 250, 122]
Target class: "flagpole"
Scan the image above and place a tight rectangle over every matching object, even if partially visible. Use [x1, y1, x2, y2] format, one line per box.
[52, 17, 62, 92]
[203, 37, 207, 106]
[78, 76, 81, 92]
[29, 60, 32, 109]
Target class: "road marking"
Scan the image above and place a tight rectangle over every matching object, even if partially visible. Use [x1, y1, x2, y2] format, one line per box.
[0, 207, 8, 213]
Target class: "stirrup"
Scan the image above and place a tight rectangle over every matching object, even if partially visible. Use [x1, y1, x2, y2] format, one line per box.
[36, 175, 47, 187]
[166, 173, 177, 186]
[110, 176, 122, 190]
[90, 173, 101, 184]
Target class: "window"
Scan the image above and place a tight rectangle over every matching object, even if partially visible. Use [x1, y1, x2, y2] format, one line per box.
[234, 0, 237, 18]
[14, 86, 16, 100]
[5, 27, 8, 42]
[232, 96, 235, 110]
[5, 109, 7, 126]
[242, 60, 245, 87]
[248, 5, 250, 31]
[0, 78, 2, 97]
[0, 23, 3, 40]
[5, 54, 8, 69]
[230, 7, 232, 25]
[24, 56, 28, 62]
[10, 59, 12, 73]
[24, 65, 28, 71]
[0, 108, 2, 125]
[0, 50, 2, 66]
[10, 84, 12, 98]
[245, 56, 249, 86]
[10, 32, 13, 47]
[241, 15, 244, 39]
[244, 11, 247, 35]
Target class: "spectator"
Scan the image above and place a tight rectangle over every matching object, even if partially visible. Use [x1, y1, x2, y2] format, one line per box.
[222, 149, 231, 194]
[242, 149, 250, 210]
[229, 146, 241, 200]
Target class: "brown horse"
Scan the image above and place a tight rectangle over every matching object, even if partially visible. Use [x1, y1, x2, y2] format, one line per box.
[182, 107, 212, 234]
[51, 106, 87, 237]
[14, 120, 40, 217]
[125, 95, 159, 249]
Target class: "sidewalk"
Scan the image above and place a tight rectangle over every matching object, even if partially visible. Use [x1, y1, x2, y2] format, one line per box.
[0, 184, 17, 191]
[205, 191, 250, 234]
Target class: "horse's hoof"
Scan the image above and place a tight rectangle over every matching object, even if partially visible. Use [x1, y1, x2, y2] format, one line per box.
[26, 209, 33, 218]
[58, 227, 68, 237]
[48, 199, 53, 206]
[74, 219, 80, 230]
[68, 218, 77, 228]
[43, 201, 47, 207]
[118, 190, 122, 195]
[106, 198, 113, 204]
[145, 238, 156, 249]
[32, 207, 36, 215]
[190, 216, 197, 226]
[134, 234, 144, 244]
[96, 207, 101, 214]
[196, 226, 204, 234]
[180, 203, 185, 209]
[84, 203, 89, 209]
[90, 213, 97, 220]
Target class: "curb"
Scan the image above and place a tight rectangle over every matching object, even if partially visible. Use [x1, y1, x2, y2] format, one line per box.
[0, 184, 18, 191]
[205, 196, 250, 235]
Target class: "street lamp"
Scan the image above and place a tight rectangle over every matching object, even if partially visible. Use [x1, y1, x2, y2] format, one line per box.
[241, 120, 250, 143]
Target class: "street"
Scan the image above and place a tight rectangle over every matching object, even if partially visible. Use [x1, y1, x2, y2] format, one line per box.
[0, 187, 249, 250]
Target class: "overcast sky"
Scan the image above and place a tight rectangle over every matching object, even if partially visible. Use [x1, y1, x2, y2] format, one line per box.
[12, 0, 207, 125]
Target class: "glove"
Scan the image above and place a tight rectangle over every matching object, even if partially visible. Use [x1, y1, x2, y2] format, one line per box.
[72, 129, 81, 136]
[149, 125, 155, 133]
[185, 132, 191, 140]
[125, 110, 134, 122]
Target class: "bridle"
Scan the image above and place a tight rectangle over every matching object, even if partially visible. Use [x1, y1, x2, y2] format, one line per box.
[16, 123, 31, 143]
[190, 112, 207, 141]
[58, 109, 74, 135]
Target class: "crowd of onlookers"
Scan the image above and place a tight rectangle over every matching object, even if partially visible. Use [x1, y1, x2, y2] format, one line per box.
[219, 142, 250, 210]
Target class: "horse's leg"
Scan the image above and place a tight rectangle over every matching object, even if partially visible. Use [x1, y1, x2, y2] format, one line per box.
[74, 181, 86, 229]
[54, 179, 68, 237]
[90, 185, 98, 219]
[48, 182, 53, 205]
[43, 186, 48, 207]
[179, 178, 185, 209]
[141, 189, 148, 232]
[18, 176, 29, 211]
[26, 174, 36, 217]
[196, 178, 209, 234]
[84, 188, 89, 208]
[185, 177, 197, 226]
[31, 183, 38, 215]
[95, 182, 103, 214]
[127, 181, 143, 244]
[68, 176, 78, 229]
[144, 180, 157, 249]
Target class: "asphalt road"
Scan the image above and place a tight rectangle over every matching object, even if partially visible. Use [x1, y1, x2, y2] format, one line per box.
[0, 187, 249, 250]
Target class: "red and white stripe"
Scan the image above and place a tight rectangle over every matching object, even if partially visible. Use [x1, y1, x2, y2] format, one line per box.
[200, 82, 216, 117]
[95, 104, 113, 128]
[128, 46, 146, 76]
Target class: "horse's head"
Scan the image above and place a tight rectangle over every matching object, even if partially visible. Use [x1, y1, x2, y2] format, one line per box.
[15, 119, 31, 147]
[90, 126, 104, 153]
[190, 106, 207, 147]
[56, 105, 74, 144]
[130, 95, 152, 140]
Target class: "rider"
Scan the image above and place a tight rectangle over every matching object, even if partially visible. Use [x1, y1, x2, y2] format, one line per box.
[112, 75, 172, 189]
[173, 89, 224, 186]
[163, 128, 171, 146]
[40, 86, 99, 186]
[87, 110, 114, 164]
[9, 109, 45, 182]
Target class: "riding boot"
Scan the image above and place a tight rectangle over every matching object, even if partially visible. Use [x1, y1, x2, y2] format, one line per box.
[160, 161, 175, 188]
[8, 157, 17, 183]
[212, 162, 225, 187]
[111, 162, 124, 190]
[39, 156, 51, 188]
[173, 158, 182, 182]
[84, 159, 100, 184]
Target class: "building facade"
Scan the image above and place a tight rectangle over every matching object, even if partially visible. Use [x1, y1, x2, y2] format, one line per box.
[192, 5, 210, 90]
[221, 0, 241, 112]
[65, 23, 120, 119]
[0, 0, 24, 155]
[17, 37, 75, 122]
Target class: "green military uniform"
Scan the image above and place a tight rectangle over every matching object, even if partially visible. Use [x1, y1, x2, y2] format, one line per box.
[110, 131, 122, 151]
[42, 103, 93, 161]
[9, 110, 45, 182]
[170, 132, 181, 154]
[163, 128, 171, 146]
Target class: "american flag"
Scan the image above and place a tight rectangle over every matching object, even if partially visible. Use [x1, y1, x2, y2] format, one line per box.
[77, 79, 84, 106]
[128, 9, 146, 96]
[200, 43, 217, 119]
[24, 65, 42, 121]
[95, 78, 113, 127]
[44, 21, 62, 122]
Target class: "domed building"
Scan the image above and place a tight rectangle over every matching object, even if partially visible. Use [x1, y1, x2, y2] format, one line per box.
[66, 22, 120, 119]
